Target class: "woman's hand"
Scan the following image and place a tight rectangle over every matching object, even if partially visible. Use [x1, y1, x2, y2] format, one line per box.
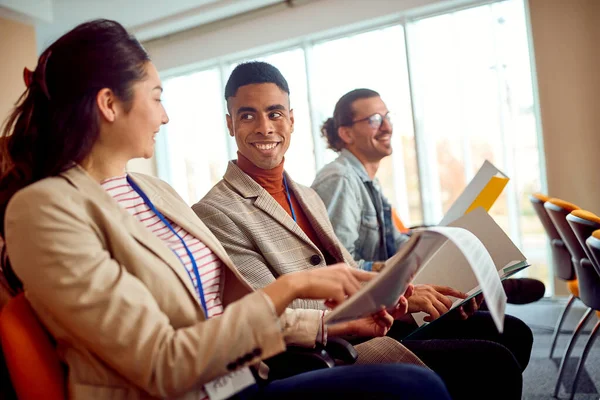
[329, 309, 395, 338]
[327, 285, 414, 337]
[408, 284, 467, 322]
[262, 263, 377, 315]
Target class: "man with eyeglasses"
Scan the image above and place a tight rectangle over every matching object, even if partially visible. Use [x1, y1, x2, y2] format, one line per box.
[312, 86, 542, 344]
[313, 89, 400, 273]
[312, 89, 476, 329]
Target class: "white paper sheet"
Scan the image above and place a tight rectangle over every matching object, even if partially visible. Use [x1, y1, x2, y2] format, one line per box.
[410, 208, 526, 332]
[324, 222, 507, 332]
[427, 227, 507, 333]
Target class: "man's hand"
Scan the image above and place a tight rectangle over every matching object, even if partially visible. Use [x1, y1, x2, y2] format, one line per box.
[454, 293, 484, 320]
[408, 284, 467, 322]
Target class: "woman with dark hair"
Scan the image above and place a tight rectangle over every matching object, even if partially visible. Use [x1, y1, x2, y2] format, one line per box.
[0, 20, 451, 400]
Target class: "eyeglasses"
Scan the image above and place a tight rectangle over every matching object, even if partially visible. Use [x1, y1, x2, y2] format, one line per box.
[351, 112, 392, 130]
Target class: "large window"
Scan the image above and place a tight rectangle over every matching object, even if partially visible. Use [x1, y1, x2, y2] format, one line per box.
[158, 68, 229, 205]
[157, 0, 550, 292]
[407, 0, 547, 288]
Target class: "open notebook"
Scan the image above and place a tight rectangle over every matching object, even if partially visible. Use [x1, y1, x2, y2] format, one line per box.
[407, 207, 529, 334]
[324, 208, 527, 333]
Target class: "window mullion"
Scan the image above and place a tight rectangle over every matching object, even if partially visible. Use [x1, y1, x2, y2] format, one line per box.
[404, 20, 443, 225]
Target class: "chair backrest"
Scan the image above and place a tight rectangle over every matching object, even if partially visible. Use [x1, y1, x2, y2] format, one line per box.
[567, 210, 600, 264]
[544, 198, 584, 277]
[391, 208, 410, 234]
[530, 193, 561, 240]
[566, 211, 600, 309]
[0, 293, 65, 400]
[586, 230, 600, 278]
[531, 195, 575, 281]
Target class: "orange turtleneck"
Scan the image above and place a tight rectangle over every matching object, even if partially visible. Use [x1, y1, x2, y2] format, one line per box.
[236, 152, 329, 259]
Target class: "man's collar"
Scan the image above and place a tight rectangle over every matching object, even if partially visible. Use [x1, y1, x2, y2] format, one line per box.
[223, 161, 267, 198]
[339, 148, 373, 183]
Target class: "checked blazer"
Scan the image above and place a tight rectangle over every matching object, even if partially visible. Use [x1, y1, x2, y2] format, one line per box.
[193, 161, 425, 367]
[193, 161, 358, 310]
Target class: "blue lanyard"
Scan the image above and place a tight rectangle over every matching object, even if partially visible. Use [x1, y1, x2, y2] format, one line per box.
[282, 175, 297, 222]
[126, 176, 208, 316]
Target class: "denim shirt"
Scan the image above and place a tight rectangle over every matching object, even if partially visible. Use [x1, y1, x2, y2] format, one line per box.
[311, 149, 409, 270]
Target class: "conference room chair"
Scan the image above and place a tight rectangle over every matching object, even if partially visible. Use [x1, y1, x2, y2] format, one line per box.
[265, 337, 358, 380]
[530, 194, 579, 358]
[543, 199, 596, 397]
[562, 215, 600, 400]
[0, 295, 358, 399]
[391, 208, 410, 234]
[0, 293, 66, 400]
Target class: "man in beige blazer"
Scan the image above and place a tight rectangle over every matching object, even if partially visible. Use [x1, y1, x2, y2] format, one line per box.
[193, 61, 531, 400]
[193, 155, 423, 364]
[193, 62, 427, 367]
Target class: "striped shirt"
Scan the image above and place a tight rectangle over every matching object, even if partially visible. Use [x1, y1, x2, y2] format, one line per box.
[102, 175, 224, 319]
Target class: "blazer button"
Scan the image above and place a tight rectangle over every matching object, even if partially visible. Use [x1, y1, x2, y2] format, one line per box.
[226, 362, 237, 371]
[310, 254, 321, 266]
[252, 348, 262, 357]
[241, 353, 254, 363]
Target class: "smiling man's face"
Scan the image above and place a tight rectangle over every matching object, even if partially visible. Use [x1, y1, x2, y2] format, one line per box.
[345, 96, 393, 163]
[226, 83, 294, 170]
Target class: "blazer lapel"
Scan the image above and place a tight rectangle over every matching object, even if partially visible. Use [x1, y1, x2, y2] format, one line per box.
[223, 162, 320, 252]
[285, 173, 347, 262]
[61, 167, 202, 308]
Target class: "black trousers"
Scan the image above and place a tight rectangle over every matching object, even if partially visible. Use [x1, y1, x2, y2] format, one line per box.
[389, 311, 533, 400]
[234, 364, 452, 400]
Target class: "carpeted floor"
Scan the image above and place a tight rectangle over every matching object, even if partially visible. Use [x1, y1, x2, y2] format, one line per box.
[506, 300, 599, 400]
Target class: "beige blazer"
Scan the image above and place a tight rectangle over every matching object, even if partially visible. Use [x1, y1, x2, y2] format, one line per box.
[4, 166, 322, 400]
[193, 161, 360, 311]
[193, 162, 425, 367]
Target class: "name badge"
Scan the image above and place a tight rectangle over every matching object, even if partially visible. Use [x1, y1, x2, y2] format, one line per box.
[205, 367, 256, 400]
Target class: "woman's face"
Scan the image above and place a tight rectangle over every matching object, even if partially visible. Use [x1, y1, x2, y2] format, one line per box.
[104, 62, 169, 161]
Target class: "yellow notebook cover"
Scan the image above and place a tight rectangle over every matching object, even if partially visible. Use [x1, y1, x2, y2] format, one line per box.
[439, 160, 509, 226]
[465, 175, 509, 214]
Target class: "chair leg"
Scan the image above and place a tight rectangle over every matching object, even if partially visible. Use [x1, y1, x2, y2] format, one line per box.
[550, 294, 576, 359]
[568, 319, 600, 400]
[554, 307, 593, 397]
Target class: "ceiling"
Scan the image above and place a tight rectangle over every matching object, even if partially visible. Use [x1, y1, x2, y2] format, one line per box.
[0, 0, 286, 50]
